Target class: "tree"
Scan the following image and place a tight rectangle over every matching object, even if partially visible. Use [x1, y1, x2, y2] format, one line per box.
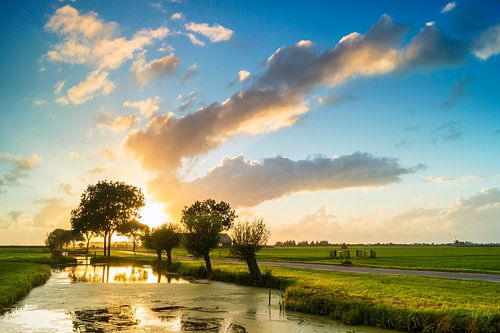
[159, 223, 181, 266]
[45, 228, 72, 257]
[142, 228, 164, 263]
[230, 218, 270, 282]
[71, 206, 99, 253]
[117, 220, 149, 253]
[68, 229, 85, 250]
[75, 180, 145, 256]
[181, 199, 236, 277]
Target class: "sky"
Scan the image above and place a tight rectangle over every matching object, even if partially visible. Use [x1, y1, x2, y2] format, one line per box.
[1, 0, 500, 245]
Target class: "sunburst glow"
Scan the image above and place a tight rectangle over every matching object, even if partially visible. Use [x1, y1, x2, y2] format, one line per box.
[140, 201, 169, 228]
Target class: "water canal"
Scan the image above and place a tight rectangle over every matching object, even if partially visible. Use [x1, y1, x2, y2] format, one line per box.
[0, 263, 394, 332]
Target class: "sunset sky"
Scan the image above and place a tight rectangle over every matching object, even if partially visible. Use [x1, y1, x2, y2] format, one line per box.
[1, 0, 500, 245]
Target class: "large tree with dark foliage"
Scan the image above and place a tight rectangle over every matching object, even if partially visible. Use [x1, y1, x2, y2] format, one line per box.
[45, 228, 72, 257]
[74, 180, 145, 256]
[181, 199, 236, 277]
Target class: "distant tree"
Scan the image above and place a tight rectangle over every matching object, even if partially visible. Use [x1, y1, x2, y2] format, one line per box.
[142, 228, 164, 263]
[159, 223, 181, 266]
[71, 206, 99, 253]
[230, 218, 270, 282]
[75, 180, 145, 256]
[181, 199, 236, 277]
[68, 229, 85, 249]
[117, 220, 149, 253]
[45, 228, 72, 257]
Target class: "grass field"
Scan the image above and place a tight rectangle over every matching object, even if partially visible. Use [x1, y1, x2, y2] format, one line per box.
[2, 247, 499, 331]
[167, 245, 500, 274]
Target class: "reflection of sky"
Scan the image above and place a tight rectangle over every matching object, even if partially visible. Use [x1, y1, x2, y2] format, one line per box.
[0, 267, 390, 333]
[64, 265, 190, 284]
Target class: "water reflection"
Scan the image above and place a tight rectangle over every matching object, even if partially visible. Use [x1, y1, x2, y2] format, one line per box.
[0, 264, 394, 333]
[65, 264, 189, 284]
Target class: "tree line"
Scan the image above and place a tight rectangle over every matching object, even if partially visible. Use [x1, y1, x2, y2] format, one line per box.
[274, 240, 332, 247]
[46, 180, 270, 282]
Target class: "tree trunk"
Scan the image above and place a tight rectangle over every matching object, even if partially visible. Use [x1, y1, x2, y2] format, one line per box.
[245, 253, 262, 283]
[86, 236, 90, 253]
[166, 249, 172, 267]
[103, 232, 107, 256]
[107, 233, 112, 257]
[156, 249, 162, 263]
[133, 237, 136, 253]
[203, 253, 213, 278]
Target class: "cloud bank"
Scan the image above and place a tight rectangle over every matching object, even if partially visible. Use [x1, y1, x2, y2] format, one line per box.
[148, 152, 423, 217]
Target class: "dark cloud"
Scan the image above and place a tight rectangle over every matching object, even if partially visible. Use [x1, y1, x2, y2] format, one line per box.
[8, 210, 22, 221]
[441, 76, 472, 110]
[183, 63, 198, 82]
[126, 88, 307, 170]
[150, 152, 424, 216]
[402, 26, 469, 69]
[431, 121, 462, 144]
[175, 91, 197, 113]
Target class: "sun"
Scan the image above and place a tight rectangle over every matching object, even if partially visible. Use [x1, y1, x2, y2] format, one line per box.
[140, 201, 169, 228]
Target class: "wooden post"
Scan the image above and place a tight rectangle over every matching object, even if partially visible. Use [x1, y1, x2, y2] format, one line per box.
[269, 289, 271, 306]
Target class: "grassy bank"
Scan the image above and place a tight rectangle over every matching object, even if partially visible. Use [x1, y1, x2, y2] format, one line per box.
[161, 259, 499, 332]
[0, 262, 51, 312]
[0, 247, 77, 312]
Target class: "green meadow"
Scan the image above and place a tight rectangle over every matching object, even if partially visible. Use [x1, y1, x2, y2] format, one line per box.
[1, 246, 499, 331]
[171, 245, 500, 274]
[171, 259, 500, 332]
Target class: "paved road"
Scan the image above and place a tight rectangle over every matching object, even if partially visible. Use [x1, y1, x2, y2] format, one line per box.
[118, 251, 500, 283]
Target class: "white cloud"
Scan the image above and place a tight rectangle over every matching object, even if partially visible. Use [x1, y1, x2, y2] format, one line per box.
[69, 151, 80, 160]
[238, 70, 251, 82]
[185, 22, 233, 43]
[98, 114, 138, 132]
[473, 24, 500, 60]
[0, 153, 42, 170]
[45, 5, 168, 104]
[183, 63, 198, 81]
[131, 52, 180, 86]
[33, 99, 48, 106]
[185, 32, 205, 46]
[98, 148, 117, 160]
[46, 5, 168, 70]
[170, 12, 184, 20]
[125, 88, 308, 170]
[296, 40, 313, 48]
[422, 175, 486, 185]
[441, 2, 456, 13]
[272, 187, 500, 244]
[64, 70, 115, 105]
[123, 97, 161, 119]
[53, 80, 66, 94]
[55, 96, 70, 106]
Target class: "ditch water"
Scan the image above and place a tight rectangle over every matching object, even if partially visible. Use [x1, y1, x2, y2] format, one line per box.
[0, 262, 393, 332]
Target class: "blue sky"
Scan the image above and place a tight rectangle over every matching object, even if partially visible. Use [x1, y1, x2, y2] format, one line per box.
[1, 0, 499, 244]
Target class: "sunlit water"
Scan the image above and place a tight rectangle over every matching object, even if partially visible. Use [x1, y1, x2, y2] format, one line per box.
[0, 263, 393, 332]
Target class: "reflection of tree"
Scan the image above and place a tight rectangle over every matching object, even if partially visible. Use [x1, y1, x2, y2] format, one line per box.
[113, 267, 149, 283]
[71, 305, 138, 332]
